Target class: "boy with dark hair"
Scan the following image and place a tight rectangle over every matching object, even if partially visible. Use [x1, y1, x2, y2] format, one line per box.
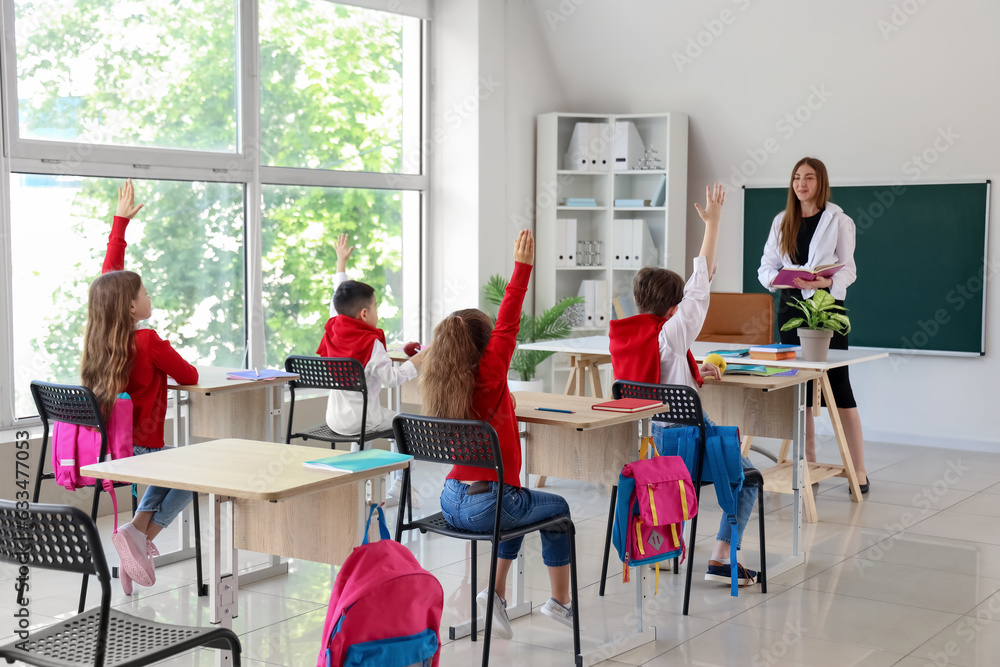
[609, 183, 760, 588]
[318, 234, 425, 506]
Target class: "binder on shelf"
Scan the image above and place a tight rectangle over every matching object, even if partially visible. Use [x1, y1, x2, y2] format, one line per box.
[565, 122, 590, 171]
[565, 218, 577, 266]
[651, 175, 667, 207]
[577, 280, 597, 326]
[631, 219, 657, 268]
[612, 220, 625, 268]
[614, 121, 644, 171]
[556, 218, 568, 267]
[622, 219, 635, 267]
[592, 122, 612, 172]
[594, 279, 609, 324]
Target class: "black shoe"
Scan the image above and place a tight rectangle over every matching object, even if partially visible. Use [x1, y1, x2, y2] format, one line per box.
[849, 479, 870, 495]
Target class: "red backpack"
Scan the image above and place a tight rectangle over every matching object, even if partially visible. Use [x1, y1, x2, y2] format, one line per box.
[317, 505, 443, 667]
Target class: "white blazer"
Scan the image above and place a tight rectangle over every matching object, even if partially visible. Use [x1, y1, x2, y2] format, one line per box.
[757, 202, 857, 301]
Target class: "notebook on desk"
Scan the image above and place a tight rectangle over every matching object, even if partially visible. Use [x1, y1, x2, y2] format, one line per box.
[303, 449, 413, 473]
[591, 398, 663, 413]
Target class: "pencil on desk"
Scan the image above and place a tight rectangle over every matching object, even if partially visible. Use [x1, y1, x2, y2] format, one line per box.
[534, 407, 574, 414]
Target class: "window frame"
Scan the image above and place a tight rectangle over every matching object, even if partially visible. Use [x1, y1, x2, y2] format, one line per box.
[0, 0, 429, 430]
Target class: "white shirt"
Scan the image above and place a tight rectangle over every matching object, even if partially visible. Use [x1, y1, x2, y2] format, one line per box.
[757, 202, 858, 301]
[325, 272, 417, 435]
[658, 256, 711, 392]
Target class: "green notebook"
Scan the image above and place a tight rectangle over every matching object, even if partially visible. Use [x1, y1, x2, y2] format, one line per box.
[724, 364, 797, 377]
[303, 449, 413, 473]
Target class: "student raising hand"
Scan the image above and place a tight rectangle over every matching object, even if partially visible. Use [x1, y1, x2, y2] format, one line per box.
[514, 228, 535, 265]
[116, 179, 144, 219]
[694, 182, 725, 227]
[334, 233, 354, 273]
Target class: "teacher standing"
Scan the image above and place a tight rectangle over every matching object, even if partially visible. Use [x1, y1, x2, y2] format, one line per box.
[757, 157, 868, 494]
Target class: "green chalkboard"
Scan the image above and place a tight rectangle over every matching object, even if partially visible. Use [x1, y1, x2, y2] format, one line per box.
[742, 183, 990, 355]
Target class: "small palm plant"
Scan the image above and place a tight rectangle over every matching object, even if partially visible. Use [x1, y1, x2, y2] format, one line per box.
[483, 275, 584, 382]
[780, 289, 851, 334]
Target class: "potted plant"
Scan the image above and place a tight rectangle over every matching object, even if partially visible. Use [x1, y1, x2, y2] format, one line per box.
[483, 275, 584, 391]
[780, 289, 851, 362]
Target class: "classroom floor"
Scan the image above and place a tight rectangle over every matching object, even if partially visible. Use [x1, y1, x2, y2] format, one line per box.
[5, 436, 1000, 666]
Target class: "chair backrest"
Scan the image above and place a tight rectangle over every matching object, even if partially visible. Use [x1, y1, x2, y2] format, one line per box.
[284, 356, 369, 393]
[613, 380, 704, 431]
[392, 414, 504, 481]
[0, 500, 108, 579]
[30, 381, 105, 431]
[696, 292, 774, 345]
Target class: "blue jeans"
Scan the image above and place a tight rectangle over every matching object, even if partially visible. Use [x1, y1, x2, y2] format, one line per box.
[440, 479, 572, 567]
[653, 413, 758, 550]
[133, 445, 193, 529]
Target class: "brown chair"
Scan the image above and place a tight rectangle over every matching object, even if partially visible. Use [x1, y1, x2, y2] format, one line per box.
[696, 292, 774, 345]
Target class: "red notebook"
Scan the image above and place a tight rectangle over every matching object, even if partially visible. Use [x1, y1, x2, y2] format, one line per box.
[591, 398, 663, 413]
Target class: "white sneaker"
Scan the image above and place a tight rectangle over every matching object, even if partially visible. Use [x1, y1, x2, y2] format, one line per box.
[540, 598, 574, 629]
[476, 589, 513, 639]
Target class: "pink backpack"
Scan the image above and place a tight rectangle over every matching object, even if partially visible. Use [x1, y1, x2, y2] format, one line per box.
[51, 393, 133, 492]
[317, 505, 443, 667]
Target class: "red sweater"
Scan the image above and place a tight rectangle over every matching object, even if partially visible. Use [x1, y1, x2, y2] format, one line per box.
[102, 216, 199, 448]
[446, 261, 531, 488]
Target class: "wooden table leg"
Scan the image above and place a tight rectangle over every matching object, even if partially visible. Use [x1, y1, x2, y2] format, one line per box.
[740, 435, 753, 457]
[563, 355, 578, 395]
[801, 460, 818, 523]
[777, 439, 791, 464]
[821, 373, 863, 502]
[813, 379, 822, 418]
[587, 359, 603, 398]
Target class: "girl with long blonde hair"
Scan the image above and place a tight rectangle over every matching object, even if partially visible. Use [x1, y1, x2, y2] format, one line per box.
[82, 179, 199, 595]
[420, 229, 576, 639]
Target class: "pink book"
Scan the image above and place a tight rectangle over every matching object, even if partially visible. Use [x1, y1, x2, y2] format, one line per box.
[770, 263, 844, 288]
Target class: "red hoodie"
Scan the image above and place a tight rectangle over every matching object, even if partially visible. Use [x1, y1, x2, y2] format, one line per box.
[609, 313, 703, 387]
[316, 314, 387, 365]
[102, 216, 199, 448]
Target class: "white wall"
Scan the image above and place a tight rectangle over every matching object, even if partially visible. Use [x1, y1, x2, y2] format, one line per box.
[431, 0, 999, 449]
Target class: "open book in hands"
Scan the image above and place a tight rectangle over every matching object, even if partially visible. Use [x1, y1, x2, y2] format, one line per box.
[770, 263, 844, 288]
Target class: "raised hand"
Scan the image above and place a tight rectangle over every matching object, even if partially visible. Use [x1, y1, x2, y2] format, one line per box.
[694, 182, 725, 227]
[116, 179, 144, 219]
[334, 233, 354, 273]
[513, 229, 535, 266]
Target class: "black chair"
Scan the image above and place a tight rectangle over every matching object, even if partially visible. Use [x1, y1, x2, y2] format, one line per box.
[284, 356, 394, 449]
[0, 499, 241, 667]
[600, 381, 767, 615]
[30, 381, 207, 612]
[392, 414, 582, 667]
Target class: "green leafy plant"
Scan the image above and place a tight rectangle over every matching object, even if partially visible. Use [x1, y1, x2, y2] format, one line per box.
[780, 289, 851, 334]
[483, 275, 584, 382]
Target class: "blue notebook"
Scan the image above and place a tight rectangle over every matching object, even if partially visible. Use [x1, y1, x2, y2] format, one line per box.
[303, 449, 413, 473]
[227, 369, 298, 381]
[748, 343, 801, 354]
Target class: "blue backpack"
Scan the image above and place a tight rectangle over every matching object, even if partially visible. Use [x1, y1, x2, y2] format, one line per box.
[653, 421, 745, 596]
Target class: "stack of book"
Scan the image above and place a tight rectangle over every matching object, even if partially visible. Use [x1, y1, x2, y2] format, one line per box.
[748, 343, 800, 361]
[563, 197, 597, 207]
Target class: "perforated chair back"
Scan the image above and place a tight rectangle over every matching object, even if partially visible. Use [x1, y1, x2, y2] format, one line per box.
[392, 414, 504, 481]
[612, 380, 704, 428]
[30, 381, 106, 431]
[0, 500, 107, 579]
[284, 356, 367, 392]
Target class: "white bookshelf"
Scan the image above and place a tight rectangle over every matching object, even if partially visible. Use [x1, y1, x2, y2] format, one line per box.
[534, 112, 688, 393]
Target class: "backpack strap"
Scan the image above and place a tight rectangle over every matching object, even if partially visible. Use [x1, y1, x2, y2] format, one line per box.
[362, 503, 390, 545]
[105, 479, 120, 534]
[703, 433, 740, 597]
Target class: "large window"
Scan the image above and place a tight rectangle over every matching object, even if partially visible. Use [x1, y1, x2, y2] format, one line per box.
[0, 0, 428, 424]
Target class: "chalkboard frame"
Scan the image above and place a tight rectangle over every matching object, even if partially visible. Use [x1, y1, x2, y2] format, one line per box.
[741, 181, 990, 356]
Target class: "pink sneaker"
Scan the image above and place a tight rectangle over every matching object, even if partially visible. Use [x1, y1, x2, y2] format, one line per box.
[120, 565, 133, 595]
[112, 523, 155, 587]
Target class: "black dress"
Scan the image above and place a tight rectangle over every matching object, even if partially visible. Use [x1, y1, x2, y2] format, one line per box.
[775, 210, 857, 409]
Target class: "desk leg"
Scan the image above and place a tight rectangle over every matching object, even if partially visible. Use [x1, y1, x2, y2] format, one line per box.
[822, 373, 863, 502]
[791, 383, 806, 559]
[210, 493, 237, 667]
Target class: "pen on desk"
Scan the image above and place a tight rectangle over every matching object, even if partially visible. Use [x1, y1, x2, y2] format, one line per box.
[534, 407, 574, 414]
[254, 367, 259, 378]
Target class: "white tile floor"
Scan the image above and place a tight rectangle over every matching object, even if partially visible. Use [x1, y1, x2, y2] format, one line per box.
[5, 436, 1000, 666]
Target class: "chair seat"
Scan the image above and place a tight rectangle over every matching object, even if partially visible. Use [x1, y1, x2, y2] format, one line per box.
[410, 511, 574, 543]
[0, 608, 237, 667]
[293, 423, 395, 443]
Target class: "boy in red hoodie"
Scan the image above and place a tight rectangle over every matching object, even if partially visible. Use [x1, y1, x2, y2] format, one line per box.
[608, 183, 759, 587]
[317, 234, 425, 506]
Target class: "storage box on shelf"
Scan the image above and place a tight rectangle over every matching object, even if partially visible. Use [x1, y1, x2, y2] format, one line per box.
[535, 112, 688, 393]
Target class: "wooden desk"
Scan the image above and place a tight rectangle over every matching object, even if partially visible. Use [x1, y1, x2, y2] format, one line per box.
[169, 366, 299, 444]
[510, 391, 664, 664]
[83, 439, 406, 667]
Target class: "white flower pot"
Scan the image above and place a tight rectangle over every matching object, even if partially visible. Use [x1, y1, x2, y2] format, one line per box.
[798, 327, 834, 362]
[507, 378, 544, 393]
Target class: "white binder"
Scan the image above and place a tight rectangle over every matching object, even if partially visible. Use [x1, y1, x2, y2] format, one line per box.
[555, 218, 568, 267]
[565, 218, 577, 266]
[631, 219, 657, 268]
[612, 220, 625, 268]
[622, 219, 635, 267]
[614, 121, 644, 171]
[592, 122, 612, 172]
[577, 280, 597, 327]
[565, 123, 590, 171]
[594, 280, 609, 325]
